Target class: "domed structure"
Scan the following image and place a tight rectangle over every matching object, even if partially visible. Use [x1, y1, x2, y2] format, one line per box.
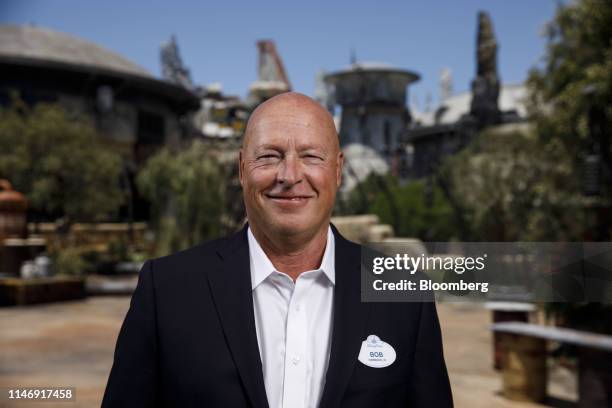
[0, 25, 152, 78]
[324, 61, 420, 178]
[0, 24, 201, 219]
[0, 24, 200, 155]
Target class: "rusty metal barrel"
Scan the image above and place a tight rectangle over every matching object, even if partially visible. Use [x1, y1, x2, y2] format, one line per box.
[0, 179, 28, 242]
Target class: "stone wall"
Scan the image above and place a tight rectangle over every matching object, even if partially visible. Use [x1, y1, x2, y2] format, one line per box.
[331, 214, 394, 243]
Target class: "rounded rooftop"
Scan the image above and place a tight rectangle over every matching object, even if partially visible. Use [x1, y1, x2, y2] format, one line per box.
[326, 61, 420, 83]
[0, 24, 152, 79]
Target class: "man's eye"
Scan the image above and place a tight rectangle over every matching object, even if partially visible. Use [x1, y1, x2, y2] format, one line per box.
[304, 154, 323, 161]
[258, 154, 279, 159]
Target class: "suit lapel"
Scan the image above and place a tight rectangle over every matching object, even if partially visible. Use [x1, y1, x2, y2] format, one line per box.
[319, 227, 372, 408]
[207, 225, 269, 408]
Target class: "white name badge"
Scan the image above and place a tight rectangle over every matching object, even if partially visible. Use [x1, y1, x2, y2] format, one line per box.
[358, 335, 397, 368]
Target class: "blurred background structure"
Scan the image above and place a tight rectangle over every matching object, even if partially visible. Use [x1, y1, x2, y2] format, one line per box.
[1, 0, 612, 406]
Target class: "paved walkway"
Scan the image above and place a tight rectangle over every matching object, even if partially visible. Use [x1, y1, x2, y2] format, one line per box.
[0, 298, 577, 407]
[438, 303, 576, 408]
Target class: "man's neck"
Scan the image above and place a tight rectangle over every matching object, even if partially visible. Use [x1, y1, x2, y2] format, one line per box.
[250, 224, 329, 281]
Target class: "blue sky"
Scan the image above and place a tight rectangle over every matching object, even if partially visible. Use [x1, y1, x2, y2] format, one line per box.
[1, 0, 558, 108]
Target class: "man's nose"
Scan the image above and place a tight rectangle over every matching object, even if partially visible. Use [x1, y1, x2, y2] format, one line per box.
[277, 155, 302, 186]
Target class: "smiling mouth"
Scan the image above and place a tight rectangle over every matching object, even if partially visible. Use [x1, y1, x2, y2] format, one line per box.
[266, 195, 312, 201]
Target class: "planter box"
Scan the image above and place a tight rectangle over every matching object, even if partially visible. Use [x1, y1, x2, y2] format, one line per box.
[0, 276, 86, 306]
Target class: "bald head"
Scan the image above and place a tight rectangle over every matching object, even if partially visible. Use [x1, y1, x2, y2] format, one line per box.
[242, 92, 339, 153]
[239, 91, 343, 248]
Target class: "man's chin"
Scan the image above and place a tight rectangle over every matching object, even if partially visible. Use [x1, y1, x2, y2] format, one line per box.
[272, 221, 309, 236]
[266, 218, 321, 238]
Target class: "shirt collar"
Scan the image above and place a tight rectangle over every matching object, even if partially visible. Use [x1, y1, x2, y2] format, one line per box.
[248, 225, 336, 290]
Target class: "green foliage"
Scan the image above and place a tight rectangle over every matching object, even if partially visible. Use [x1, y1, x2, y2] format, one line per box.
[0, 97, 124, 222]
[136, 140, 228, 255]
[103, 239, 148, 263]
[339, 174, 458, 241]
[441, 126, 591, 241]
[52, 247, 87, 276]
[529, 0, 612, 332]
[528, 0, 612, 134]
[528, 0, 612, 207]
[107, 239, 129, 262]
[371, 179, 457, 241]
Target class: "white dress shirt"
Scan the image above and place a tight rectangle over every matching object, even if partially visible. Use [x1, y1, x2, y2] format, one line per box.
[248, 226, 335, 408]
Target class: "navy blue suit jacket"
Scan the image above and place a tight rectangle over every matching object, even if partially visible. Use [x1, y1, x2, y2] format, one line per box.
[102, 225, 453, 407]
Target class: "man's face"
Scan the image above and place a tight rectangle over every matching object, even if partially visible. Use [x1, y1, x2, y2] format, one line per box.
[240, 96, 343, 239]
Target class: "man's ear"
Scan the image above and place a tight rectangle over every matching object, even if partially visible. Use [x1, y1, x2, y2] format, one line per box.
[336, 151, 344, 187]
[239, 149, 244, 187]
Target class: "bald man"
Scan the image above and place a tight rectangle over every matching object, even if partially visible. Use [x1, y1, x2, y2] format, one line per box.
[103, 93, 452, 408]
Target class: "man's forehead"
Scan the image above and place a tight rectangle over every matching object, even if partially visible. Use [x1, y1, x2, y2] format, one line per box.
[245, 113, 336, 148]
[248, 130, 330, 151]
[248, 112, 331, 130]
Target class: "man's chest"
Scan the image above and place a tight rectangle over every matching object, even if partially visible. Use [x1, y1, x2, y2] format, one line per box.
[252, 271, 335, 408]
[155, 291, 417, 393]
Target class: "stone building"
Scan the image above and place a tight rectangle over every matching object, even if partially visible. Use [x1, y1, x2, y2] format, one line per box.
[0, 24, 200, 166]
[409, 83, 528, 178]
[406, 12, 528, 178]
[323, 61, 420, 177]
[173, 39, 289, 140]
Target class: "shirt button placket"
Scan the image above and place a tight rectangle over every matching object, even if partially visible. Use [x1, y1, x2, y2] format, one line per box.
[282, 278, 307, 408]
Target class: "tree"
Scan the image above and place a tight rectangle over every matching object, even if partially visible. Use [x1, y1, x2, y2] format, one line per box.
[440, 126, 590, 241]
[136, 140, 229, 256]
[528, 0, 612, 240]
[526, 0, 612, 334]
[0, 97, 124, 224]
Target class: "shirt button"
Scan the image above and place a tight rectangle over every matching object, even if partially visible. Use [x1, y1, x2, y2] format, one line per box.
[295, 304, 301, 311]
[292, 355, 301, 365]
